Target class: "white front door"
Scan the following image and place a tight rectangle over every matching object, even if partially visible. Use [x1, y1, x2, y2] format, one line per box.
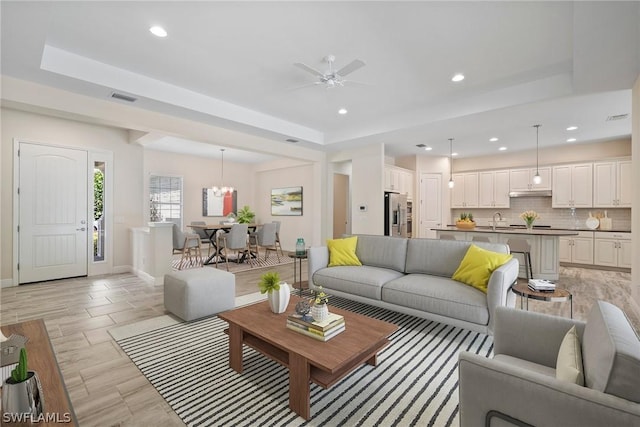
[18, 143, 88, 283]
[420, 173, 442, 239]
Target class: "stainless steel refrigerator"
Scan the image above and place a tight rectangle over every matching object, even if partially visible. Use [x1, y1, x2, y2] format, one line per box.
[384, 192, 408, 237]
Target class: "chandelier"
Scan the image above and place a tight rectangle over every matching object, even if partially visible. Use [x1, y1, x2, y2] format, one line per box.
[212, 148, 234, 196]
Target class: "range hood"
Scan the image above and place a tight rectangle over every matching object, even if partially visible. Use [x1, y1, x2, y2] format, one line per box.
[509, 190, 552, 198]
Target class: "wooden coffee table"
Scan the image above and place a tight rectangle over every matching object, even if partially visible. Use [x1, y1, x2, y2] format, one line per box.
[218, 296, 398, 420]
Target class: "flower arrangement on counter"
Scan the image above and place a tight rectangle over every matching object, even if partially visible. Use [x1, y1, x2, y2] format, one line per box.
[519, 210, 540, 228]
[456, 212, 476, 229]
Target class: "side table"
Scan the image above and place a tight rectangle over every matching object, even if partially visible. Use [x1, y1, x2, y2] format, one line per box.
[511, 282, 573, 318]
[288, 251, 307, 296]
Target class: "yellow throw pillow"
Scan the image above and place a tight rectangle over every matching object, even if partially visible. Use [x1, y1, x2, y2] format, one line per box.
[327, 236, 362, 267]
[452, 244, 512, 293]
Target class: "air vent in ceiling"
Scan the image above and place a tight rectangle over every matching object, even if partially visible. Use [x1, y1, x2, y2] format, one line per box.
[285, 138, 299, 143]
[111, 92, 137, 103]
[416, 144, 426, 148]
[606, 113, 628, 121]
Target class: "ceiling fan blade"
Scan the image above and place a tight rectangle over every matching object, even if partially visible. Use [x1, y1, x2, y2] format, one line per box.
[293, 62, 325, 78]
[337, 59, 365, 77]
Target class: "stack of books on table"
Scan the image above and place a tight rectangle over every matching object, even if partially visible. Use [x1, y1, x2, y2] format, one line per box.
[528, 279, 556, 292]
[286, 312, 345, 341]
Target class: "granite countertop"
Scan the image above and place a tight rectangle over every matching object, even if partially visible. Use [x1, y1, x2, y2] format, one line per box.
[433, 226, 579, 236]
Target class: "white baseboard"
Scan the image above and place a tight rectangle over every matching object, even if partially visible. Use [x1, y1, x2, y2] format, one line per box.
[130, 267, 163, 286]
[112, 265, 131, 274]
[1, 278, 17, 288]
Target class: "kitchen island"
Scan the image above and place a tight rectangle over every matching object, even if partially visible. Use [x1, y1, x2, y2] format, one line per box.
[433, 226, 579, 280]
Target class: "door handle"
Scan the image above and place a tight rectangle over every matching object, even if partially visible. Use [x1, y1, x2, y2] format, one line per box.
[76, 227, 86, 231]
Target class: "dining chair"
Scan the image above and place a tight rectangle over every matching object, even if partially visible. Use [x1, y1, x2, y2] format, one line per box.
[190, 221, 214, 257]
[272, 221, 284, 256]
[216, 223, 254, 270]
[250, 222, 280, 262]
[172, 223, 203, 269]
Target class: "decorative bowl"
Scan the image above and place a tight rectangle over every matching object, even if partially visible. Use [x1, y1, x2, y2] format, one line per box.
[455, 221, 476, 230]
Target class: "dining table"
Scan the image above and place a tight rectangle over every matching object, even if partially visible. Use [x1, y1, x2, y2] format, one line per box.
[188, 223, 261, 265]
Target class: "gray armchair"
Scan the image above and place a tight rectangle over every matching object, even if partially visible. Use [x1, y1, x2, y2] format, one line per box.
[250, 222, 280, 262]
[458, 302, 640, 427]
[216, 223, 253, 270]
[171, 223, 202, 269]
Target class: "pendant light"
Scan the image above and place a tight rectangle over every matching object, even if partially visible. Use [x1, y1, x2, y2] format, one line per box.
[212, 148, 234, 196]
[448, 138, 455, 188]
[532, 125, 542, 185]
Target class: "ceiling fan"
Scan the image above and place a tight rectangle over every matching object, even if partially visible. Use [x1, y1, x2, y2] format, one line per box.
[293, 55, 366, 89]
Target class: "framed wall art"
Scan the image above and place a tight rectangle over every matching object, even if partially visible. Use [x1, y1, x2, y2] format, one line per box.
[203, 188, 237, 217]
[271, 186, 303, 216]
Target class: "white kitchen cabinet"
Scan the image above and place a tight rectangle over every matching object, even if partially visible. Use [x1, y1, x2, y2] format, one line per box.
[451, 172, 478, 208]
[552, 163, 593, 208]
[478, 170, 510, 208]
[559, 232, 594, 265]
[594, 232, 632, 268]
[509, 167, 551, 192]
[385, 166, 415, 200]
[593, 160, 631, 208]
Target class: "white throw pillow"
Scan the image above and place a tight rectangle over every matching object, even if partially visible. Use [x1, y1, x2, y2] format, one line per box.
[556, 325, 585, 386]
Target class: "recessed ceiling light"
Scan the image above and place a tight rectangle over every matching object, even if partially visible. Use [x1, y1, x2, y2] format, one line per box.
[425, 146, 432, 151]
[499, 146, 507, 151]
[489, 137, 499, 142]
[149, 26, 167, 37]
[451, 73, 465, 82]
[338, 108, 348, 115]
[566, 138, 577, 142]
[452, 152, 459, 157]
[566, 126, 578, 131]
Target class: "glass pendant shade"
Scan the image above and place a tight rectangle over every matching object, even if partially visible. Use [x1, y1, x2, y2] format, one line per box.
[448, 138, 455, 189]
[532, 173, 542, 185]
[532, 124, 541, 185]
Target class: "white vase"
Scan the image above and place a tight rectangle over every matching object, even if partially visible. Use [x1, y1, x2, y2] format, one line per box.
[311, 304, 329, 322]
[268, 282, 290, 314]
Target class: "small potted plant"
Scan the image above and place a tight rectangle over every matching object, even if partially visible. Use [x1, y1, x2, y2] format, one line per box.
[236, 206, 256, 224]
[456, 212, 476, 229]
[310, 286, 330, 322]
[259, 271, 290, 314]
[2, 348, 44, 416]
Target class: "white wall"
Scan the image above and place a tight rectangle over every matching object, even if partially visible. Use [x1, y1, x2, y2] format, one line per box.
[632, 75, 639, 306]
[143, 149, 254, 227]
[253, 160, 318, 251]
[329, 144, 385, 236]
[1, 108, 144, 281]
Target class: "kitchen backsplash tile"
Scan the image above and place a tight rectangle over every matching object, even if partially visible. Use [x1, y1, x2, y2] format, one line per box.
[452, 197, 631, 230]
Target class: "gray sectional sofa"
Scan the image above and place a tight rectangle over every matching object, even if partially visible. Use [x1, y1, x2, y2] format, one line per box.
[308, 234, 519, 335]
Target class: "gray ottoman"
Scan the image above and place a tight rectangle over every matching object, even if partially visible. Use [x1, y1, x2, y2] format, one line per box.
[164, 268, 235, 321]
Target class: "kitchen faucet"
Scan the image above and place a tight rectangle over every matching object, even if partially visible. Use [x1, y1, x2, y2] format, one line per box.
[492, 212, 503, 231]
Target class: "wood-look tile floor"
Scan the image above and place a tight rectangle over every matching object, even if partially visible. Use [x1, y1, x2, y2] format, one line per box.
[1, 263, 637, 426]
[0, 262, 301, 427]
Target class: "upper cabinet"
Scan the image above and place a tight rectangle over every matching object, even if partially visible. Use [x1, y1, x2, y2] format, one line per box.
[451, 172, 478, 208]
[552, 163, 593, 208]
[509, 167, 551, 192]
[478, 170, 510, 208]
[593, 160, 631, 208]
[384, 165, 415, 200]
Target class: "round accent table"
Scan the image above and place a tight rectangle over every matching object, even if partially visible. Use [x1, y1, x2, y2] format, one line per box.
[288, 251, 308, 296]
[511, 282, 573, 319]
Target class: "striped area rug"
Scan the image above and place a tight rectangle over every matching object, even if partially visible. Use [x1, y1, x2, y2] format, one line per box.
[171, 253, 293, 273]
[116, 297, 493, 426]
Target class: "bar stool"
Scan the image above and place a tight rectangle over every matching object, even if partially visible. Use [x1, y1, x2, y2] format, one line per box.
[507, 238, 533, 280]
[472, 236, 491, 243]
[440, 234, 456, 240]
